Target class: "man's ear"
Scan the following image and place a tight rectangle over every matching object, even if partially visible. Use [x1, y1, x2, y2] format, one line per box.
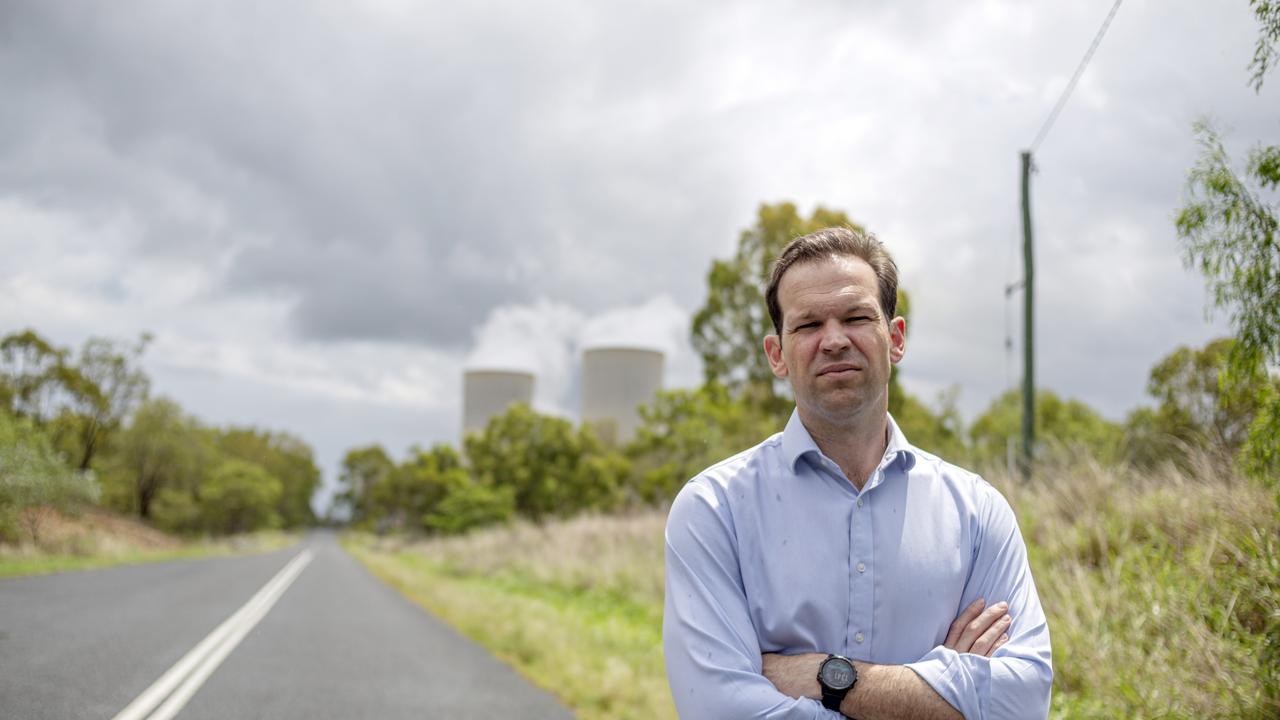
[764, 335, 789, 379]
[889, 316, 906, 365]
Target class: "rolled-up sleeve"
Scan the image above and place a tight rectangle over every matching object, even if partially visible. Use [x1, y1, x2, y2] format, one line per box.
[905, 486, 1053, 719]
[663, 480, 843, 720]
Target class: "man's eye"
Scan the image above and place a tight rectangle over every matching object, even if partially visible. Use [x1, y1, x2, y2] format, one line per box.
[795, 322, 817, 331]
[846, 316, 871, 323]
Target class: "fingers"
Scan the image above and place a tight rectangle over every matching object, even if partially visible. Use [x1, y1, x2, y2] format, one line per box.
[945, 598, 986, 649]
[954, 600, 1010, 654]
[991, 632, 1010, 655]
[970, 614, 1013, 657]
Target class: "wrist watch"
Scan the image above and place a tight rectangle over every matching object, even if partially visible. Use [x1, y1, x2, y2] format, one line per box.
[817, 654, 857, 712]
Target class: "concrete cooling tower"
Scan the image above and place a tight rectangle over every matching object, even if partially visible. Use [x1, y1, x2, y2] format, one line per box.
[580, 347, 664, 446]
[462, 369, 535, 436]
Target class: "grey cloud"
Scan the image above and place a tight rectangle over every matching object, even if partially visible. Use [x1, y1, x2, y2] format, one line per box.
[0, 0, 773, 342]
[2, 0, 1273, 423]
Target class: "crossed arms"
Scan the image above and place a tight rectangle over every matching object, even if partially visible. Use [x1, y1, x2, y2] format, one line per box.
[759, 598, 1013, 719]
[662, 481, 1053, 720]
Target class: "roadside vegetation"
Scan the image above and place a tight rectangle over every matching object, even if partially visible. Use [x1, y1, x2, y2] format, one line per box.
[0, 507, 296, 579]
[1, 330, 320, 576]
[347, 451, 1278, 719]
[344, 513, 667, 720]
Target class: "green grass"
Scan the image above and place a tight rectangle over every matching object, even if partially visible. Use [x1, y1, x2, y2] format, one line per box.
[343, 513, 674, 720]
[346, 456, 1279, 720]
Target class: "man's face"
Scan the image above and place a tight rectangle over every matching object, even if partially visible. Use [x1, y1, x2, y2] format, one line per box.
[763, 255, 906, 428]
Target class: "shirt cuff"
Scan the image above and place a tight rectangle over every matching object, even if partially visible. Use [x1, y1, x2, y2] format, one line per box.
[904, 645, 985, 718]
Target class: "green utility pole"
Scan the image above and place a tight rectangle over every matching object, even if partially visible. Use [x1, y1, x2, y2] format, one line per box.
[1019, 151, 1035, 482]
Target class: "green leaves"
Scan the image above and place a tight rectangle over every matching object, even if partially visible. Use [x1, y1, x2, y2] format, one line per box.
[0, 410, 98, 542]
[970, 388, 1123, 468]
[466, 404, 626, 522]
[1177, 121, 1280, 481]
[1248, 0, 1280, 92]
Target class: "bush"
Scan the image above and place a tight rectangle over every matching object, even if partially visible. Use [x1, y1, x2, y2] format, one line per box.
[0, 411, 99, 543]
[198, 460, 282, 534]
[424, 473, 516, 535]
[150, 488, 203, 534]
[466, 404, 622, 521]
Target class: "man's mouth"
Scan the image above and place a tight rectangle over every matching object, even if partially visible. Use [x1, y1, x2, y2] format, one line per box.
[818, 363, 860, 376]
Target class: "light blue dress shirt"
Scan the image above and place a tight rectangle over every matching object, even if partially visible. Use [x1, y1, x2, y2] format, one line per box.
[663, 411, 1052, 719]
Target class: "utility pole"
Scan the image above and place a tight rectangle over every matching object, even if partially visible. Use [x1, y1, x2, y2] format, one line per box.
[1019, 151, 1035, 482]
[1014, 0, 1121, 481]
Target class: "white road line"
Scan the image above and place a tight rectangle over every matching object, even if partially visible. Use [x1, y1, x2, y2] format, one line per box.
[111, 549, 313, 720]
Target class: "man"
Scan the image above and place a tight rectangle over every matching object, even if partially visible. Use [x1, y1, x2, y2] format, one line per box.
[663, 228, 1052, 719]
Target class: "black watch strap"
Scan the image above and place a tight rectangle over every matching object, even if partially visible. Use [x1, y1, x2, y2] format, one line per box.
[821, 686, 847, 711]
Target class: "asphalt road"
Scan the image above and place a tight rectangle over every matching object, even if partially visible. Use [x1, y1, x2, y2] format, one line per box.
[0, 532, 575, 719]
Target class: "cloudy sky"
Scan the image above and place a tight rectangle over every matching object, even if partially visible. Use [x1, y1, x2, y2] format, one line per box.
[2, 1, 1274, 509]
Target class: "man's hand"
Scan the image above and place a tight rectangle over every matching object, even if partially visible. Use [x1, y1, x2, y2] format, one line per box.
[945, 598, 1011, 657]
[761, 652, 825, 700]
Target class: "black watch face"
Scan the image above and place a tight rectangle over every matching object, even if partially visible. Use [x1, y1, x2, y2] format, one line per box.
[820, 658, 856, 690]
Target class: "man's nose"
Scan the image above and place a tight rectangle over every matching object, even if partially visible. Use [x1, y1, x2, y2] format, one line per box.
[819, 321, 851, 352]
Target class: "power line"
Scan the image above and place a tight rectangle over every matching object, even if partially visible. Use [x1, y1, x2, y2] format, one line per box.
[1029, 0, 1125, 152]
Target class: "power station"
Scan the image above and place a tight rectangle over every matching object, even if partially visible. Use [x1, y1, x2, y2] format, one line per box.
[580, 347, 664, 446]
[462, 369, 535, 436]
[460, 348, 665, 445]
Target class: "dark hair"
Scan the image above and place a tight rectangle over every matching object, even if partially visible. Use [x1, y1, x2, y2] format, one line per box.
[765, 226, 899, 336]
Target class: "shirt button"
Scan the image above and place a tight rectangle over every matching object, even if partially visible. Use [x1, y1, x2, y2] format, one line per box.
[856, 498, 864, 508]
[855, 632, 865, 644]
[857, 562, 866, 573]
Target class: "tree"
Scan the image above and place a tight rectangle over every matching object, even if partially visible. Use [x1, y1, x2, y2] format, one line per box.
[104, 397, 210, 518]
[1124, 338, 1277, 469]
[625, 383, 777, 502]
[1, 331, 152, 473]
[0, 329, 80, 422]
[465, 404, 623, 521]
[57, 335, 151, 471]
[1248, 0, 1280, 92]
[216, 428, 319, 528]
[692, 202, 865, 413]
[335, 444, 394, 525]
[1175, 2, 1280, 476]
[197, 460, 282, 534]
[970, 389, 1123, 469]
[371, 443, 461, 531]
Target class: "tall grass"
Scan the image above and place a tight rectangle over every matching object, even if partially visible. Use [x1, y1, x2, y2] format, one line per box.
[0, 507, 300, 578]
[349, 453, 1278, 719]
[996, 453, 1279, 718]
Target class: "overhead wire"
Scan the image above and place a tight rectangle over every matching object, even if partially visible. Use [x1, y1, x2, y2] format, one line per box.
[1029, 0, 1125, 152]
[1006, 0, 1126, 389]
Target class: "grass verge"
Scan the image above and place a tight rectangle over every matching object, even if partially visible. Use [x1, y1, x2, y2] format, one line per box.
[343, 513, 674, 720]
[0, 508, 300, 579]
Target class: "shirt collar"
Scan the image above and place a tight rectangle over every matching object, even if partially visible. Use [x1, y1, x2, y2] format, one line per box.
[781, 409, 918, 474]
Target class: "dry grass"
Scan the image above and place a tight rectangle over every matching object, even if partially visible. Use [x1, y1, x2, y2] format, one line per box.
[0, 507, 298, 578]
[992, 453, 1279, 718]
[402, 511, 667, 606]
[350, 454, 1279, 719]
